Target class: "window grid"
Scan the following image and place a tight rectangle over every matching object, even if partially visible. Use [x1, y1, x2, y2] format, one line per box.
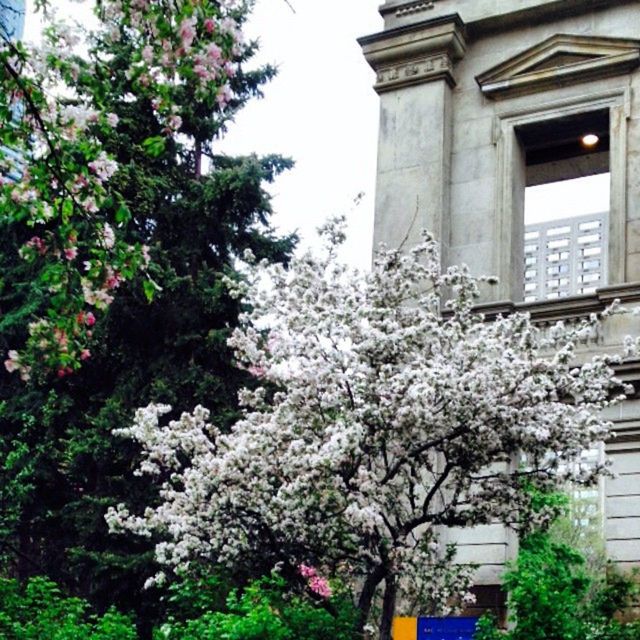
[523, 212, 609, 302]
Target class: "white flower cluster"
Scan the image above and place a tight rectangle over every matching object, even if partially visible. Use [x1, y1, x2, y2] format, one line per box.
[107, 217, 633, 626]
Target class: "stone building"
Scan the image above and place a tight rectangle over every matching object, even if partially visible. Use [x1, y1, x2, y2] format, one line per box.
[360, 0, 640, 618]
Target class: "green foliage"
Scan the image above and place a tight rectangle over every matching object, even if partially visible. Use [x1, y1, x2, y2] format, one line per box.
[0, 577, 137, 639]
[504, 531, 592, 640]
[474, 532, 640, 640]
[0, 575, 360, 640]
[156, 575, 358, 640]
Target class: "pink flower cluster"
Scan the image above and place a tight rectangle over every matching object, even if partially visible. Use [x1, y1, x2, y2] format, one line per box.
[25, 236, 47, 256]
[298, 564, 332, 599]
[4, 350, 30, 381]
[112, 0, 241, 123]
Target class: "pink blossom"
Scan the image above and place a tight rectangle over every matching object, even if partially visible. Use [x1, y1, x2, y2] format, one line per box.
[141, 245, 151, 267]
[80, 349, 91, 361]
[308, 576, 332, 599]
[102, 223, 116, 249]
[11, 187, 37, 203]
[167, 114, 182, 132]
[204, 18, 215, 34]
[88, 153, 118, 182]
[4, 350, 20, 373]
[248, 364, 265, 378]
[299, 564, 332, 598]
[64, 246, 78, 261]
[106, 113, 119, 127]
[179, 17, 197, 50]
[26, 236, 47, 256]
[82, 197, 99, 213]
[205, 43, 221, 62]
[104, 268, 122, 290]
[216, 84, 232, 108]
[141, 45, 154, 64]
[298, 564, 317, 578]
[72, 175, 89, 192]
[85, 312, 96, 327]
[53, 329, 68, 350]
[194, 64, 209, 79]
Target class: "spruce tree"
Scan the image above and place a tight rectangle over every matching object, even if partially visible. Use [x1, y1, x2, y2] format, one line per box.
[0, 1, 295, 633]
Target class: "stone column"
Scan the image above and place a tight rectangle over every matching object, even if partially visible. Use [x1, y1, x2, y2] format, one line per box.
[359, 16, 466, 265]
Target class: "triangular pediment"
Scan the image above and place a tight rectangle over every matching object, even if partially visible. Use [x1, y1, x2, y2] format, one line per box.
[476, 34, 640, 99]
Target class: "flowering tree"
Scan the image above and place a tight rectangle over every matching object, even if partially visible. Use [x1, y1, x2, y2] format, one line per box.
[0, 0, 247, 378]
[108, 222, 632, 640]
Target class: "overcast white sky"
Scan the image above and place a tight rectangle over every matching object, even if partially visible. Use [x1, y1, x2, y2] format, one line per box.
[217, 0, 382, 268]
[23, 0, 610, 268]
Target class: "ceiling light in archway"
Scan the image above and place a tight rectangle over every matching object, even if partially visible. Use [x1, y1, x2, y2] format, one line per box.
[581, 133, 600, 148]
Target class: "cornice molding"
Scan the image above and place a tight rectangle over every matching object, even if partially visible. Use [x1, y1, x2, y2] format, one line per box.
[476, 34, 640, 99]
[475, 282, 640, 323]
[359, 15, 466, 94]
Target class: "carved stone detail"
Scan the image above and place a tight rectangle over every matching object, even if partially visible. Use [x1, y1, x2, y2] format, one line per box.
[375, 53, 453, 92]
[395, 1, 436, 17]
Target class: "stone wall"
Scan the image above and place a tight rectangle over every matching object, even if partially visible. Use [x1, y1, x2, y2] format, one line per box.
[361, 0, 640, 588]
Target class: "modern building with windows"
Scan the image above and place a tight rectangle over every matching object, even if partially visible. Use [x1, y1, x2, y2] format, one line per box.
[0, 0, 26, 182]
[0, 0, 25, 41]
[360, 0, 640, 620]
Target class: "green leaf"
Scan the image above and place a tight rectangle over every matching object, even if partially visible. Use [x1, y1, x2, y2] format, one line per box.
[61, 198, 74, 223]
[115, 203, 131, 224]
[143, 279, 156, 303]
[142, 136, 166, 158]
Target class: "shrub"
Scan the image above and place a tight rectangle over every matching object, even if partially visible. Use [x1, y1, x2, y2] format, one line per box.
[474, 533, 640, 640]
[155, 574, 358, 640]
[0, 577, 137, 640]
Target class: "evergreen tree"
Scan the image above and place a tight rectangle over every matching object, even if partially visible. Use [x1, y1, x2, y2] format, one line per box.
[0, 1, 295, 634]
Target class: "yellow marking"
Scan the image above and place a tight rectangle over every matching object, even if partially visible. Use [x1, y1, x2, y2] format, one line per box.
[392, 617, 417, 640]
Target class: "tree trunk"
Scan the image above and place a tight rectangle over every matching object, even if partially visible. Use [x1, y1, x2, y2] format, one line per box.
[356, 565, 386, 638]
[194, 140, 202, 177]
[379, 574, 398, 640]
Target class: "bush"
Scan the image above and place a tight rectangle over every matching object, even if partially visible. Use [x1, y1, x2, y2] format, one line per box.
[155, 574, 358, 640]
[474, 532, 640, 640]
[0, 577, 138, 640]
[0, 573, 360, 640]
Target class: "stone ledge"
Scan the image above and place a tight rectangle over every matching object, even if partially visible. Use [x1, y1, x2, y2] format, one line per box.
[476, 282, 640, 322]
[378, 0, 635, 35]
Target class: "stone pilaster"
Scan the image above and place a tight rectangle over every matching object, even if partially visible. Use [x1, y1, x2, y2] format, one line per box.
[359, 16, 465, 263]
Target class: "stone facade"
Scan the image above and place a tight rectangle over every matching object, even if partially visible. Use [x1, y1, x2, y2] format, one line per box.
[360, 0, 640, 613]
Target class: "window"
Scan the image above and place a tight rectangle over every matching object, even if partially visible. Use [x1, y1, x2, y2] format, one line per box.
[518, 110, 611, 302]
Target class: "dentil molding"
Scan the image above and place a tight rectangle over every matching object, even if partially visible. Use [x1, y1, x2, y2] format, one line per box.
[395, 1, 436, 18]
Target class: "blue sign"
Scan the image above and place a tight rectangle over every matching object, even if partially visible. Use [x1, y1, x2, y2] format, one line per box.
[418, 617, 479, 640]
[0, 0, 26, 41]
